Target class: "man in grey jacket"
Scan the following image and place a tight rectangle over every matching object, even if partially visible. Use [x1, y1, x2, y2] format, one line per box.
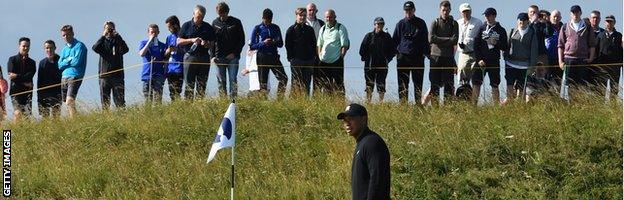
[423, 0, 458, 105]
[504, 13, 538, 103]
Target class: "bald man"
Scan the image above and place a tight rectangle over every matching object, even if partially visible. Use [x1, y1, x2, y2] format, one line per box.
[306, 3, 325, 38]
[545, 10, 564, 86]
[316, 9, 349, 97]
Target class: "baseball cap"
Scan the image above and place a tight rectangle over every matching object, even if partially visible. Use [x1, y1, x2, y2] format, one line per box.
[483, 7, 497, 16]
[403, 1, 415, 10]
[605, 15, 616, 22]
[570, 5, 582, 13]
[374, 17, 385, 24]
[459, 3, 471, 12]
[517, 13, 529, 21]
[337, 103, 368, 120]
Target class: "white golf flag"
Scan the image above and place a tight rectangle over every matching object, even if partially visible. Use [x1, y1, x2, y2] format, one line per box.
[207, 103, 236, 163]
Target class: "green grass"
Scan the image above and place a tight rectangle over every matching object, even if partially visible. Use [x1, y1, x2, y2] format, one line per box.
[7, 95, 623, 199]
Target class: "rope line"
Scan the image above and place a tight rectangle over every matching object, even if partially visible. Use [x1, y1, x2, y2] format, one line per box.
[8, 60, 623, 97]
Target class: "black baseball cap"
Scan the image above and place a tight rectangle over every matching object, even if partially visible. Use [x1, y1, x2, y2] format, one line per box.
[374, 17, 385, 24]
[605, 15, 616, 22]
[483, 7, 497, 16]
[517, 13, 529, 21]
[570, 5, 582, 13]
[404, 1, 415, 10]
[337, 103, 368, 120]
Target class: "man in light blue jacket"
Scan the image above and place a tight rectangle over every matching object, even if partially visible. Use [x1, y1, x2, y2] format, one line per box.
[58, 25, 87, 117]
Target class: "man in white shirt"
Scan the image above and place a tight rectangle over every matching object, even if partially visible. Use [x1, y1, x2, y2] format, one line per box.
[306, 3, 325, 38]
[456, 3, 482, 86]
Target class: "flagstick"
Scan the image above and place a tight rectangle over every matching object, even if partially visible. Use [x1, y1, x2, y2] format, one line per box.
[231, 146, 235, 200]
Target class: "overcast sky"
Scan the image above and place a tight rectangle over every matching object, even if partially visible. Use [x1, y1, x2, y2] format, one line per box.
[0, 0, 622, 115]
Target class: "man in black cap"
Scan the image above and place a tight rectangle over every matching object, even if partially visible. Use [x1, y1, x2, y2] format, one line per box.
[473, 7, 507, 105]
[558, 5, 596, 94]
[337, 103, 390, 200]
[393, 1, 430, 103]
[594, 15, 623, 99]
[359, 17, 395, 103]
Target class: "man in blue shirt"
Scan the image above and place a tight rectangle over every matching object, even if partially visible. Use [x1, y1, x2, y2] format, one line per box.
[250, 8, 288, 99]
[58, 25, 87, 118]
[178, 5, 215, 100]
[139, 24, 168, 104]
[165, 15, 184, 101]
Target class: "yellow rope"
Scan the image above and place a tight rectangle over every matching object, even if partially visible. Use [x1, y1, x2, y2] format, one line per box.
[8, 60, 623, 97]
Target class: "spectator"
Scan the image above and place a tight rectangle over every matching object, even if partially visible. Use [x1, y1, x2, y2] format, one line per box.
[165, 15, 184, 101]
[306, 3, 325, 38]
[37, 40, 62, 118]
[558, 5, 597, 96]
[139, 24, 168, 104]
[594, 15, 623, 99]
[473, 8, 507, 105]
[317, 9, 350, 97]
[528, 5, 553, 66]
[504, 13, 539, 103]
[7, 37, 36, 121]
[58, 25, 87, 118]
[589, 10, 606, 87]
[456, 3, 482, 88]
[393, 1, 430, 103]
[423, 0, 459, 106]
[92, 21, 129, 110]
[286, 7, 317, 97]
[178, 5, 215, 100]
[250, 8, 288, 99]
[212, 2, 245, 99]
[545, 10, 564, 87]
[359, 17, 395, 103]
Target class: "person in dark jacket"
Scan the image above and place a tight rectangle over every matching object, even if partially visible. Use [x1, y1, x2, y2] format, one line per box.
[473, 7, 507, 105]
[423, 1, 459, 106]
[337, 103, 390, 200]
[178, 5, 215, 100]
[393, 1, 430, 103]
[359, 17, 395, 103]
[212, 2, 245, 99]
[588, 10, 607, 87]
[92, 21, 129, 110]
[7, 37, 36, 120]
[37, 40, 62, 118]
[250, 8, 288, 99]
[528, 5, 554, 66]
[286, 7, 317, 97]
[504, 13, 539, 103]
[594, 15, 623, 99]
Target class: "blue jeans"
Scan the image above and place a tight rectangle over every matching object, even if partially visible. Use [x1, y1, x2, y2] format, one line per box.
[142, 76, 165, 104]
[216, 57, 239, 99]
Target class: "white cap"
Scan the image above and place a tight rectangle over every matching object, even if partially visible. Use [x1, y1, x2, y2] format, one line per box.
[459, 3, 471, 12]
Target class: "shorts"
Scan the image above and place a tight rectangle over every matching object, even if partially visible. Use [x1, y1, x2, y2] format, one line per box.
[61, 77, 83, 102]
[505, 66, 528, 90]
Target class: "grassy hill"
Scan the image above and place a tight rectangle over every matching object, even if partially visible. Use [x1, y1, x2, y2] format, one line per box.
[7, 95, 623, 199]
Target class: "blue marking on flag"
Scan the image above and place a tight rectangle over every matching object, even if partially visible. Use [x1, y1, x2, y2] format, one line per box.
[221, 118, 232, 139]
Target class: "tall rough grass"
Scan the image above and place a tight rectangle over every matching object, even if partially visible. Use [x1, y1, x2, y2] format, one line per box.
[7, 94, 623, 199]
